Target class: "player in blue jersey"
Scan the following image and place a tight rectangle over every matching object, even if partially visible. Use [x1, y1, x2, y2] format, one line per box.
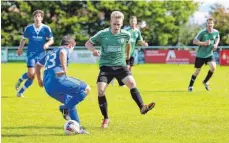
[35, 35, 90, 134]
[15, 10, 54, 97]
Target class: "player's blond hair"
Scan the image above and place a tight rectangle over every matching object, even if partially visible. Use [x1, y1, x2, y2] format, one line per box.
[110, 11, 124, 20]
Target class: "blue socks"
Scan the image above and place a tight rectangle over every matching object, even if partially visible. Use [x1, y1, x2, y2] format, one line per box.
[18, 78, 33, 94]
[69, 107, 80, 123]
[18, 73, 28, 83]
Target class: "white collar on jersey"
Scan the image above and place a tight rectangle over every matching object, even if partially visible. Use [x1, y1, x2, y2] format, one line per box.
[33, 23, 44, 34]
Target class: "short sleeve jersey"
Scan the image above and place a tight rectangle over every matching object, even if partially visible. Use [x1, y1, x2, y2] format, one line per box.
[38, 47, 70, 82]
[125, 27, 143, 56]
[195, 28, 220, 58]
[23, 24, 53, 56]
[90, 28, 131, 67]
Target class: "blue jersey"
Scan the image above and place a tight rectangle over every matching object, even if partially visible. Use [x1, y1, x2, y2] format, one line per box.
[38, 47, 71, 83]
[37, 47, 87, 107]
[23, 24, 53, 56]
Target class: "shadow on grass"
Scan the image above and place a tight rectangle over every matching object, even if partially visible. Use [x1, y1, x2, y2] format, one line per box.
[1, 133, 65, 137]
[2, 126, 62, 130]
[142, 90, 187, 93]
[142, 90, 209, 94]
[1, 126, 65, 137]
[1, 96, 16, 98]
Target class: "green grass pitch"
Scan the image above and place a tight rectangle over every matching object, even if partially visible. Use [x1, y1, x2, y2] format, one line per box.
[1, 63, 229, 143]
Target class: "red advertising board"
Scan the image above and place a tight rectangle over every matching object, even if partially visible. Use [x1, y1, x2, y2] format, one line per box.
[220, 50, 229, 66]
[145, 50, 196, 64]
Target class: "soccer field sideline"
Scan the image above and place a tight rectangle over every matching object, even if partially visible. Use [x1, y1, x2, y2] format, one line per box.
[1, 63, 229, 143]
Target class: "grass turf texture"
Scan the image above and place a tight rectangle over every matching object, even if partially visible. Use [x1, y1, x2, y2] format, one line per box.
[1, 63, 229, 143]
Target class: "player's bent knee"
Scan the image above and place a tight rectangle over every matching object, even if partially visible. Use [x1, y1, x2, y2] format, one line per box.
[98, 90, 105, 97]
[211, 67, 216, 72]
[28, 73, 35, 80]
[194, 69, 201, 76]
[128, 80, 136, 88]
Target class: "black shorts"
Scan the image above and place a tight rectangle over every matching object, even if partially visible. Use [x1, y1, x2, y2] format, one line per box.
[194, 56, 215, 68]
[126, 56, 135, 66]
[97, 66, 132, 86]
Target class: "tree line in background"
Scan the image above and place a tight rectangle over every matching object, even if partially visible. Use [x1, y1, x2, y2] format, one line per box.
[1, 1, 229, 46]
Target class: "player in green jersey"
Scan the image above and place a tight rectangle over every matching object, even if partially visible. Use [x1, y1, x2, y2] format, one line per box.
[110, 16, 148, 85]
[188, 17, 220, 92]
[125, 16, 148, 71]
[85, 11, 155, 128]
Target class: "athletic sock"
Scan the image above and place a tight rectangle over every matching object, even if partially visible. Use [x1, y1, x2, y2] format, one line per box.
[18, 73, 28, 83]
[130, 88, 144, 109]
[203, 70, 213, 83]
[189, 75, 196, 87]
[69, 107, 80, 124]
[98, 96, 108, 119]
[18, 78, 33, 94]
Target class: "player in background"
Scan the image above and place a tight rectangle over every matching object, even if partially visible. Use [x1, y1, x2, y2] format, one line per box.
[15, 10, 54, 97]
[188, 17, 220, 92]
[110, 16, 148, 86]
[35, 35, 90, 134]
[125, 16, 148, 71]
[85, 11, 155, 128]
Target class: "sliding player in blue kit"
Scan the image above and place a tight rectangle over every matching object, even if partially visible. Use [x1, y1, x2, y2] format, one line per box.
[35, 35, 90, 134]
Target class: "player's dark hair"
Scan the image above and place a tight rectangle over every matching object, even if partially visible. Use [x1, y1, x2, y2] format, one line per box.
[61, 35, 75, 46]
[33, 10, 44, 18]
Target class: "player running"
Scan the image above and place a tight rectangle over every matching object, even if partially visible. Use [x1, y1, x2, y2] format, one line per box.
[85, 11, 155, 128]
[188, 17, 220, 92]
[125, 16, 148, 71]
[15, 10, 54, 97]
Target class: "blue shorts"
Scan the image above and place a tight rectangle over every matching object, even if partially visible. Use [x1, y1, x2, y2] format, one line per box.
[44, 76, 87, 103]
[26, 52, 46, 68]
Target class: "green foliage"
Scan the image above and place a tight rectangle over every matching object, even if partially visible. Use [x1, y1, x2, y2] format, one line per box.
[179, 23, 202, 46]
[209, 4, 229, 45]
[1, 1, 199, 46]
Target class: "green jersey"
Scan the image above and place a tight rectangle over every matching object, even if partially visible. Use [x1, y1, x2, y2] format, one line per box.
[195, 28, 220, 58]
[90, 28, 131, 67]
[125, 27, 143, 56]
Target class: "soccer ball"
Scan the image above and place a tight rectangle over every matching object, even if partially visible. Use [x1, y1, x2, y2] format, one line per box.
[64, 120, 80, 135]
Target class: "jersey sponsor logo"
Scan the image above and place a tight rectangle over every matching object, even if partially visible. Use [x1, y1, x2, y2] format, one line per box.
[119, 38, 125, 44]
[107, 46, 121, 52]
[32, 36, 44, 41]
